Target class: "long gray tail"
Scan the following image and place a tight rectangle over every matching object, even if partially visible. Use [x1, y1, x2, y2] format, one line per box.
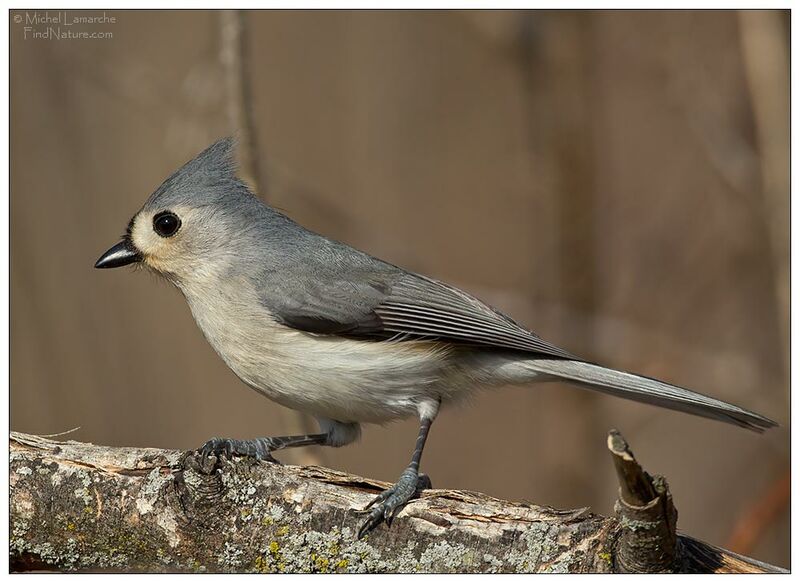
[526, 359, 777, 432]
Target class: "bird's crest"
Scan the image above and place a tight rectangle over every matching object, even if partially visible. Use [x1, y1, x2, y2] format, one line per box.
[144, 137, 242, 209]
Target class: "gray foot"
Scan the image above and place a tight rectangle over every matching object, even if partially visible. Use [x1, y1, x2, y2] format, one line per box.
[198, 437, 279, 466]
[357, 469, 431, 538]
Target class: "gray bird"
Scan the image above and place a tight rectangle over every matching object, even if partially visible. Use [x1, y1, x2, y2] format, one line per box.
[95, 138, 776, 538]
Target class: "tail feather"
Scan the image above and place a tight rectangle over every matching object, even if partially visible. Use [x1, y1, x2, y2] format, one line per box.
[526, 359, 777, 432]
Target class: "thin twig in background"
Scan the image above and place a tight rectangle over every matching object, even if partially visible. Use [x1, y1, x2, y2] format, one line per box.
[37, 426, 82, 438]
[218, 9, 322, 466]
[219, 9, 264, 193]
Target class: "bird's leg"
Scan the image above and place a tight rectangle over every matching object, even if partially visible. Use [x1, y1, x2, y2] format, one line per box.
[197, 419, 359, 468]
[198, 433, 328, 465]
[357, 413, 435, 539]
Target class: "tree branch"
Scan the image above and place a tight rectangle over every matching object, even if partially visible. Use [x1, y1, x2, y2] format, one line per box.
[9, 431, 784, 573]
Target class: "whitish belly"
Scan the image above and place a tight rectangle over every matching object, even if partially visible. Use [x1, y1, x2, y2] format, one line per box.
[213, 324, 456, 424]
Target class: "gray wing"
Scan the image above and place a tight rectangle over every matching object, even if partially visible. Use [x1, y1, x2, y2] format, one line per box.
[262, 247, 575, 359]
[373, 274, 576, 358]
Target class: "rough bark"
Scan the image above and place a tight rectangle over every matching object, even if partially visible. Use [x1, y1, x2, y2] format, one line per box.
[9, 431, 784, 573]
[608, 429, 678, 573]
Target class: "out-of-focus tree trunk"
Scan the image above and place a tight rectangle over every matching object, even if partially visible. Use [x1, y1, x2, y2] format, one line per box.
[738, 10, 790, 373]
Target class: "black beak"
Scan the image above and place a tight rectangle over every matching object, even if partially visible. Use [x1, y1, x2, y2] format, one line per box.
[94, 239, 142, 269]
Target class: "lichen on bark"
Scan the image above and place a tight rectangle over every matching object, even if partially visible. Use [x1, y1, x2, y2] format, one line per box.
[9, 432, 784, 573]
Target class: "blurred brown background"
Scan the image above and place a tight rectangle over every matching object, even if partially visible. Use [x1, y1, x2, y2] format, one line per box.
[10, 10, 789, 567]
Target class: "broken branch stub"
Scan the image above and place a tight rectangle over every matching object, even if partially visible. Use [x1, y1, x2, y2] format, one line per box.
[608, 429, 678, 573]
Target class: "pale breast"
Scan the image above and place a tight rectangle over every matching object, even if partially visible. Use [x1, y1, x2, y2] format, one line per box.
[183, 282, 458, 424]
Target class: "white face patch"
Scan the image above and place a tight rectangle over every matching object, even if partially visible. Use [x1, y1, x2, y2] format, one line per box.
[130, 205, 195, 275]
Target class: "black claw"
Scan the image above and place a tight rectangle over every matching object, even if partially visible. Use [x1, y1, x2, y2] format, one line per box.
[388, 503, 403, 524]
[357, 511, 382, 539]
[356, 471, 428, 538]
[197, 437, 227, 473]
[363, 488, 390, 511]
[196, 437, 281, 466]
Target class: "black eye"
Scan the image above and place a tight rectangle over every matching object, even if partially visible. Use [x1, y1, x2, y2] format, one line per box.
[153, 211, 181, 238]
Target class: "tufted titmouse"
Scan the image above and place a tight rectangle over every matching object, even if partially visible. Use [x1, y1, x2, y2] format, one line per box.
[95, 138, 776, 538]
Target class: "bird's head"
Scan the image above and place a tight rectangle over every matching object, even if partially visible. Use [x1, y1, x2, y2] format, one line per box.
[94, 138, 263, 284]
